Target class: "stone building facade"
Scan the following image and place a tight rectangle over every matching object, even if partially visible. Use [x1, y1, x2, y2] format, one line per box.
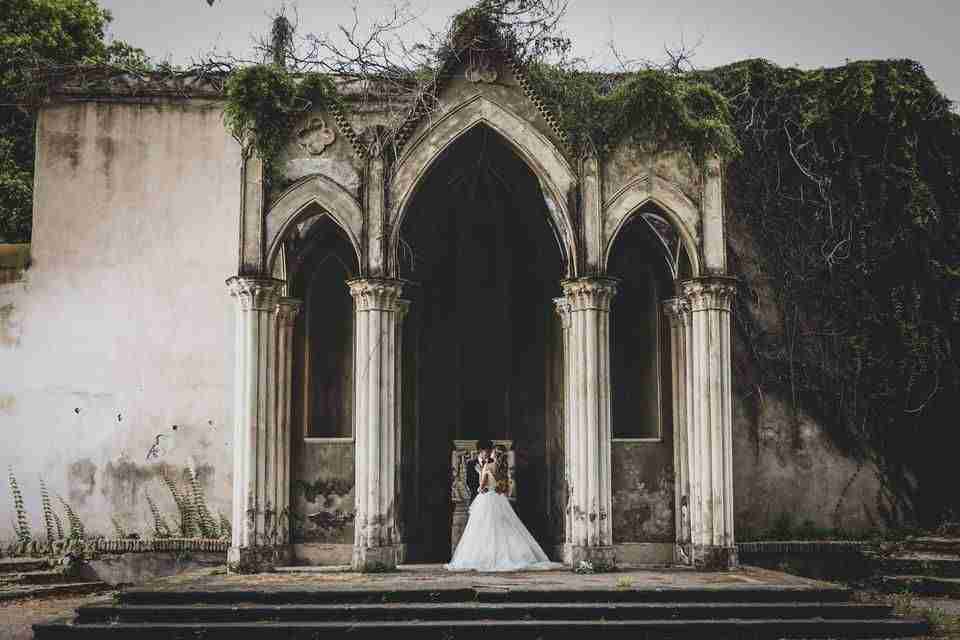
[1, 46, 891, 572]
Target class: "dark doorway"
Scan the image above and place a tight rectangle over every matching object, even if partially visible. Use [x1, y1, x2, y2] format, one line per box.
[398, 125, 565, 562]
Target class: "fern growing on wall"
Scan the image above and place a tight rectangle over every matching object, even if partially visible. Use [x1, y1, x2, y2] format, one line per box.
[7, 468, 31, 546]
[161, 469, 197, 538]
[57, 495, 85, 541]
[144, 492, 172, 539]
[39, 477, 57, 545]
[186, 466, 218, 538]
[218, 513, 231, 541]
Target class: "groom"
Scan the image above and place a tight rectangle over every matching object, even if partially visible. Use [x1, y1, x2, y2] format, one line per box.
[465, 439, 494, 500]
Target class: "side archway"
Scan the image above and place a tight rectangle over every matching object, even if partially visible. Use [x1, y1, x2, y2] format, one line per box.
[602, 174, 703, 278]
[264, 174, 364, 279]
[388, 94, 579, 277]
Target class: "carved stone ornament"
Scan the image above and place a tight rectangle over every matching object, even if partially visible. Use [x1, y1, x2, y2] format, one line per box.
[297, 117, 336, 156]
[465, 61, 498, 84]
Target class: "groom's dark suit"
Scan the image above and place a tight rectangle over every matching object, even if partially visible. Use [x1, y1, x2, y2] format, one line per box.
[465, 454, 482, 500]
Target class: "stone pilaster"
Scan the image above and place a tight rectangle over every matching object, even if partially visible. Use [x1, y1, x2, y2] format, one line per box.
[558, 277, 618, 568]
[348, 278, 409, 571]
[274, 298, 302, 546]
[680, 276, 738, 570]
[553, 298, 573, 554]
[226, 275, 285, 571]
[663, 298, 692, 565]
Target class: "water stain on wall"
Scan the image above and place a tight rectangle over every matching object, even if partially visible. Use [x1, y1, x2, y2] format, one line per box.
[67, 458, 97, 505]
[0, 303, 21, 348]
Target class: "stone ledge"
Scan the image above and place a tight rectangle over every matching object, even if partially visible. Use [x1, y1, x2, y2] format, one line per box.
[91, 538, 229, 555]
[737, 541, 866, 554]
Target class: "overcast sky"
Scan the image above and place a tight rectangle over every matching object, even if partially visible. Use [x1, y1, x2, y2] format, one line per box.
[100, 0, 959, 103]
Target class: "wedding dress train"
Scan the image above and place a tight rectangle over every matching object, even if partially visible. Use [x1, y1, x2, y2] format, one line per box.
[444, 489, 560, 572]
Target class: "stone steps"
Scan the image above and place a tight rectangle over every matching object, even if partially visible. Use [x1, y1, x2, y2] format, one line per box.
[33, 586, 929, 639]
[0, 570, 74, 585]
[32, 618, 931, 639]
[75, 601, 896, 622]
[0, 581, 111, 602]
[880, 575, 960, 597]
[875, 555, 960, 578]
[0, 558, 52, 574]
[902, 537, 960, 556]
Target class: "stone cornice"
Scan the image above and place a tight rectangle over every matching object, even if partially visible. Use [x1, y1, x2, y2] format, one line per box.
[226, 276, 284, 311]
[561, 276, 619, 312]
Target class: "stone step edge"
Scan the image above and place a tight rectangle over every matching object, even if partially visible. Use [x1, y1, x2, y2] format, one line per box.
[35, 618, 930, 630]
[0, 581, 111, 602]
[116, 586, 853, 605]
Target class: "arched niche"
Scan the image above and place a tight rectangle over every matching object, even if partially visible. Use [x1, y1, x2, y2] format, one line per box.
[265, 174, 364, 281]
[388, 94, 579, 277]
[287, 211, 360, 547]
[606, 204, 680, 545]
[602, 174, 703, 278]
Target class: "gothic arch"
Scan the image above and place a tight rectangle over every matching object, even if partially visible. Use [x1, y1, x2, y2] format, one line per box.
[388, 94, 579, 277]
[264, 174, 364, 279]
[602, 174, 703, 278]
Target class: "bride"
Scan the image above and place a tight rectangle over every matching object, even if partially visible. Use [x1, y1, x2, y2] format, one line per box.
[445, 447, 559, 572]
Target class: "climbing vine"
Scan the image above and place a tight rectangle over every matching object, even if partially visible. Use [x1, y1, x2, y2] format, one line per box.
[222, 65, 337, 178]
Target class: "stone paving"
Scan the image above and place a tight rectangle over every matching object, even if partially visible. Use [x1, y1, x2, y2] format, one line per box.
[135, 563, 837, 594]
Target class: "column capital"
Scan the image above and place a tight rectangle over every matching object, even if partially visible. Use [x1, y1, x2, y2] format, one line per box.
[347, 277, 408, 312]
[679, 276, 738, 312]
[560, 276, 619, 312]
[661, 297, 691, 328]
[226, 276, 284, 311]
[553, 297, 572, 324]
[276, 297, 303, 327]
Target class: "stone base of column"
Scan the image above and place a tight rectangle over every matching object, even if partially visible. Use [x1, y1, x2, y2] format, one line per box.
[691, 545, 739, 571]
[227, 544, 291, 574]
[352, 545, 400, 572]
[567, 544, 617, 571]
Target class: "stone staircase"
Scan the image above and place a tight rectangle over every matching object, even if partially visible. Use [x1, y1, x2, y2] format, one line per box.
[0, 558, 109, 602]
[33, 584, 929, 638]
[875, 536, 960, 597]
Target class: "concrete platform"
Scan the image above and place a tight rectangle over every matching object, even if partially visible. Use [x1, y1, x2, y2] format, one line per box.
[128, 563, 844, 595]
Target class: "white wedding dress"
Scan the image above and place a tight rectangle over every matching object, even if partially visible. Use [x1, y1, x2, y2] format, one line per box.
[445, 463, 560, 572]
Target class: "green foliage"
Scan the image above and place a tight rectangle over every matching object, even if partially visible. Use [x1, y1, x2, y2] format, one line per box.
[691, 58, 959, 524]
[186, 466, 218, 538]
[223, 65, 337, 179]
[144, 492, 172, 539]
[7, 468, 30, 545]
[0, 0, 146, 242]
[160, 469, 197, 538]
[527, 64, 740, 160]
[57, 494, 85, 541]
[218, 512, 231, 540]
[39, 477, 57, 544]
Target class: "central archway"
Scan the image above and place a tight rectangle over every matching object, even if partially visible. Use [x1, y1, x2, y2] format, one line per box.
[398, 125, 565, 562]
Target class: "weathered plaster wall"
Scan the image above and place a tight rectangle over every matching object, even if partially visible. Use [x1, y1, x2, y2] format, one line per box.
[727, 211, 891, 536]
[0, 100, 241, 539]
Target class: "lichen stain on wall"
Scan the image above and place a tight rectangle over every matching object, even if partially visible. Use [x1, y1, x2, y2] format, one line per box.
[67, 458, 97, 506]
[291, 443, 355, 544]
[612, 443, 675, 543]
[0, 303, 21, 348]
[0, 393, 14, 414]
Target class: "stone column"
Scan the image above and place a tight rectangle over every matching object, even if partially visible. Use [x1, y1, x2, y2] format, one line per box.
[226, 275, 285, 570]
[553, 298, 573, 554]
[273, 298, 302, 545]
[558, 277, 618, 568]
[663, 298, 692, 565]
[681, 276, 738, 570]
[348, 278, 409, 571]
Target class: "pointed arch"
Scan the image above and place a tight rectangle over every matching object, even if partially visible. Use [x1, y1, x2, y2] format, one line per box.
[264, 174, 364, 278]
[602, 174, 703, 278]
[389, 94, 579, 277]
